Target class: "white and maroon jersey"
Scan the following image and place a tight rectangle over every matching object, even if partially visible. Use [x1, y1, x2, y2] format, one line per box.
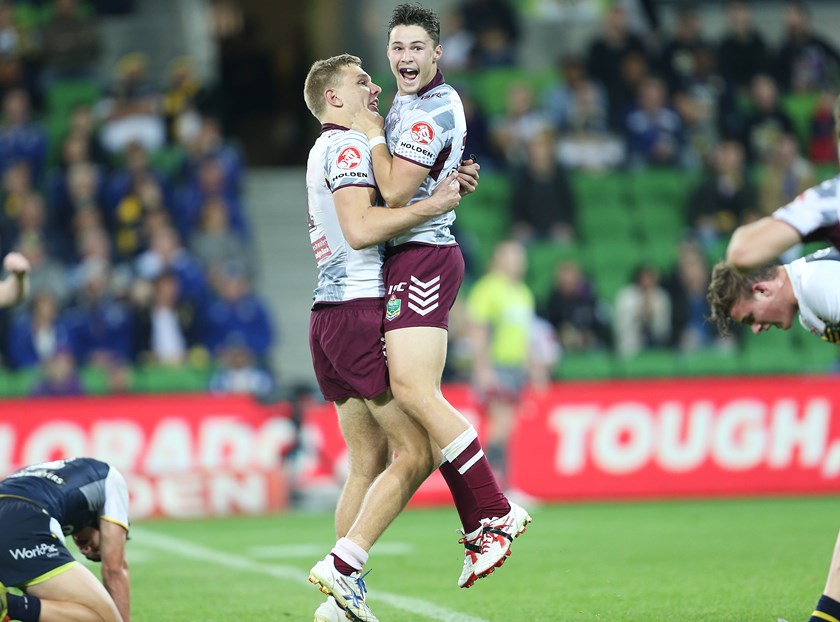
[384, 70, 467, 247]
[785, 248, 840, 340]
[305, 124, 385, 304]
[772, 175, 840, 249]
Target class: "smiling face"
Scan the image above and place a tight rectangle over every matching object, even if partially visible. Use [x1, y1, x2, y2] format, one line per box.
[388, 24, 441, 96]
[335, 64, 381, 116]
[729, 280, 798, 334]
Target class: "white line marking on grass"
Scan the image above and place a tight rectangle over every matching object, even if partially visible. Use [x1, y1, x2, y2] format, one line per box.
[247, 542, 414, 559]
[134, 528, 490, 622]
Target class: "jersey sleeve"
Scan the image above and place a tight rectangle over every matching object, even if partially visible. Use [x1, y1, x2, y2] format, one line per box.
[392, 105, 449, 169]
[326, 131, 375, 192]
[101, 466, 130, 532]
[772, 176, 840, 236]
[799, 259, 840, 326]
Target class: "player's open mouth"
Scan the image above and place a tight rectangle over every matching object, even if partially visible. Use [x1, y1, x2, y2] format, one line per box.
[369, 99, 379, 111]
[399, 68, 418, 83]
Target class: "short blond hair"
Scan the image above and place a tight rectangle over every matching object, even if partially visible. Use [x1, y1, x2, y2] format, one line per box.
[303, 54, 362, 120]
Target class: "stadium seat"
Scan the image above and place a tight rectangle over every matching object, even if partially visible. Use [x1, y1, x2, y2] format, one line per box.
[740, 329, 803, 374]
[471, 68, 559, 118]
[797, 338, 840, 374]
[615, 350, 679, 378]
[556, 350, 615, 380]
[629, 169, 695, 210]
[679, 348, 742, 376]
[134, 366, 211, 393]
[781, 92, 820, 150]
[525, 241, 580, 303]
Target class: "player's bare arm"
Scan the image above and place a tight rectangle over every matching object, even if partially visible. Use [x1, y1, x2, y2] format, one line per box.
[726, 217, 802, 271]
[352, 108, 429, 206]
[0, 251, 30, 307]
[335, 173, 461, 250]
[98, 520, 130, 622]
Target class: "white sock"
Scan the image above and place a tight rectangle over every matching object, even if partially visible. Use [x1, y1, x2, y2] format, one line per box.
[441, 426, 478, 463]
[332, 537, 368, 571]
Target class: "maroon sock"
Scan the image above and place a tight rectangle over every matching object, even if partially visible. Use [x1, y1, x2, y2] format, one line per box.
[439, 460, 481, 533]
[331, 553, 356, 576]
[448, 438, 510, 520]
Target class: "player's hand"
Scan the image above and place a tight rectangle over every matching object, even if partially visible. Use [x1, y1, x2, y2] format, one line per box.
[424, 173, 461, 216]
[457, 158, 480, 197]
[351, 106, 385, 139]
[3, 252, 30, 275]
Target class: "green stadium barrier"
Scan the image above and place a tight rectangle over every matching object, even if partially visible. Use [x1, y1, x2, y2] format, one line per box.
[615, 349, 679, 378]
[556, 350, 615, 380]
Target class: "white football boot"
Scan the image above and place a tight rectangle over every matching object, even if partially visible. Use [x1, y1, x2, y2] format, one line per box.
[308, 556, 378, 622]
[313, 596, 345, 622]
[473, 501, 533, 578]
[456, 529, 482, 588]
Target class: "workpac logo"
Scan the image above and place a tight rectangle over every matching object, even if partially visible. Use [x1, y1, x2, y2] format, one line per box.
[9, 543, 61, 560]
[337, 147, 361, 170]
[410, 122, 434, 145]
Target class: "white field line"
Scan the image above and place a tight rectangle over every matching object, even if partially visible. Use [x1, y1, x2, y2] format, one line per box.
[134, 528, 491, 622]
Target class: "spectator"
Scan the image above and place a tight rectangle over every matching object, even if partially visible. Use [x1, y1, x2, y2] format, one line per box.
[686, 139, 758, 252]
[180, 116, 243, 196]
[40, 0, 101, 83]
[162, 56, 216, 145]
[757, 132, 816, 217]
[95, 52, 165, 155]
[208, 336, 275, 399]
[625, 76, 685, 168]
[739, 73, 795, 164]
[172, 156, 246, 240]
[0, 88, 46, 181]
[458, 0, 520, 69]
[717, 0, 769, 94]
[0, 2, 38, 107]
[545, 56, 606, 134]
[489, 82, 552, 168]
[458, 85, 497, 171]
[131, 271, 199, 366]
[613, 263, 672, 358]
[189, 195, 254, 281]
[808, 89, 838, 164]
[135, 224, 208, 306]
[7, 290, 73, 369]
[774, 1, 840, 93]
[467, 240, 539, 488]
[2, 191, 68, 261]
[586, 4, 649, 131]
[199, 260, 273, 362]
[54, 161, 105, 239]
[658, 5, 709, 94]
[65, 260, 134, 366]
[14, 233, 69, 306]
[663, 240, 717, 353]
[509, 130, 577, 244]
[543, 259, 611, 352]
[439, 9, 474, 72]
[29, 347, 85, 397]
[673, 44, 737, 168]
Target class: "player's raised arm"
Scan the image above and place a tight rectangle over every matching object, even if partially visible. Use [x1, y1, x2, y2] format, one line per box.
[726, 217, 802, 271]
[334, 173, 461, 249]
[0, 252, 30, 307]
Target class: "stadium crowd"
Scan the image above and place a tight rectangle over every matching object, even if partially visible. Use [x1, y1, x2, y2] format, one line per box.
[442, 0, 840, 369]
[0, 0, 277, 397]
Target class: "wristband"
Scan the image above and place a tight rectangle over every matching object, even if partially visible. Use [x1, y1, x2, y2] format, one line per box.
[369, 136, 387, 149]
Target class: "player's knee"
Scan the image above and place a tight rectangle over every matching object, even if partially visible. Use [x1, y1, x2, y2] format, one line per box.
[388, 380, 432, 420]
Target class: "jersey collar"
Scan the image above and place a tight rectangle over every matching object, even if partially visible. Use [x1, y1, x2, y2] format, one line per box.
[320, 123, 349, 134]
[417, 69, 445, 97]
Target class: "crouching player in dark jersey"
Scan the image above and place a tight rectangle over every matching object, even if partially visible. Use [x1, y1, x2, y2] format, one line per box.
[0, 458, 130, 622]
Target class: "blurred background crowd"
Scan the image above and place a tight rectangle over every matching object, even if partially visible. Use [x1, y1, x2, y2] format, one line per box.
[0, 0, 839, 401]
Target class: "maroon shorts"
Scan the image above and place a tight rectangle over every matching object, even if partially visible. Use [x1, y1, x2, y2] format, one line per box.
[309, 298, 389, 402]
[382, 243, 465, 332]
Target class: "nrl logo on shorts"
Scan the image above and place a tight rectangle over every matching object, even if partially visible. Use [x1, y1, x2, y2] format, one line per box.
[385, 294, 401, 321]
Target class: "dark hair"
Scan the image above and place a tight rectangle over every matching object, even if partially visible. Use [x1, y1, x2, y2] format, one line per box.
[706, 261, 779, 335]
[388, 3, 440, 46]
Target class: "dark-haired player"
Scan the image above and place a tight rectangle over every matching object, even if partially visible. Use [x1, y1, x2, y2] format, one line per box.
[0, 457, 130, 622]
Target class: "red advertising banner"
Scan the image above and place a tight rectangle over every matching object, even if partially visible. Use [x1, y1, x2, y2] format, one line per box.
[2, 375, 840, 517]
[0, 395, 294, 518]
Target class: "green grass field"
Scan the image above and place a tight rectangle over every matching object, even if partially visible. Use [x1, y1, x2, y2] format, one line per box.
[113, 496, 840, 621]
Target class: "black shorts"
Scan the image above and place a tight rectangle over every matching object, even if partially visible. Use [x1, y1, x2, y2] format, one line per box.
[0, 497, 76, 588]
